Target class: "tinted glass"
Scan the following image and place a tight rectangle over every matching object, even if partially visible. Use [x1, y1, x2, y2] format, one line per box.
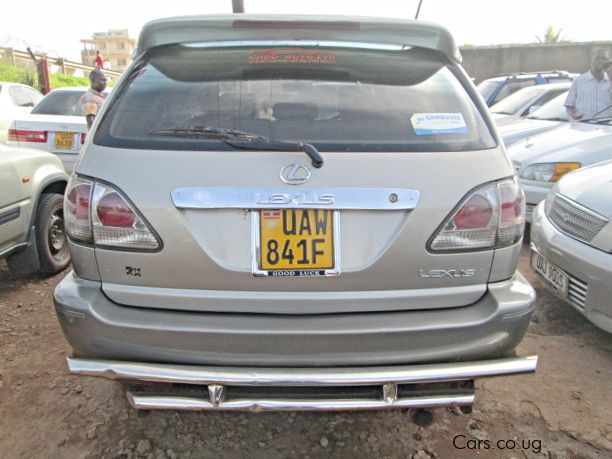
[31, 90, 87, 115]
[477, 81, 499, 102]
[96, 45, 495, 152]
[492, 80, 533, 104]
[546, 76, 573, 84]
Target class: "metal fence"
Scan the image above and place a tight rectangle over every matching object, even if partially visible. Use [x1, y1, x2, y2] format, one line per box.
[0, 47, 123, 79]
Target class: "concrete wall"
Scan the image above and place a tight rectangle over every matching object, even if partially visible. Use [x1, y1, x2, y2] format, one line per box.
[460, 42, 612, 83]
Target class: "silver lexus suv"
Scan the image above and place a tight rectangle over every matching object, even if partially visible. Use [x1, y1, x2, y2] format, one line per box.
[54, 15, 537, 412]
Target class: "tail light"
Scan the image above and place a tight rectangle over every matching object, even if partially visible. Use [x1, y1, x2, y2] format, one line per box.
[64, 176, 160, 251]
[8, 129, 47, 143]
[430, 177, 525, 251]
[81, 133, 87, 144]
[65, 176, 93, 243]
[91, 184, 159, 250]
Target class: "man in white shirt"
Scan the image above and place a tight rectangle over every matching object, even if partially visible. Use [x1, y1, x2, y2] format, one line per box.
[565, 49, 612, 120]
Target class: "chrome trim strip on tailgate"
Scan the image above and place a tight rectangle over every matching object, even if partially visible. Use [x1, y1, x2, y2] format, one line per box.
[126, 392, 475, 412]
[171, 187, 420, 210]
[67, 356, 537, 386]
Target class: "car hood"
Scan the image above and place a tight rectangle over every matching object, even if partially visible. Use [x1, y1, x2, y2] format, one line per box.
[496, 118, 564, 147]
[508, 121, 612, 166]
[12, 114, 87, 131]
[556, 160, 612, 217]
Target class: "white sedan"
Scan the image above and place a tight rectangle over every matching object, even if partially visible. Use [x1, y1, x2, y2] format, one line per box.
[7, 86, 109, 173]
[531, 160, 612, 333]
[508, 104, 612, 222]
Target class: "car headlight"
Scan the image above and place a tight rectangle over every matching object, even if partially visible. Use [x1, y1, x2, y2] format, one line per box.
[544, 187, 558, 216]
[519, 162, 581, 182]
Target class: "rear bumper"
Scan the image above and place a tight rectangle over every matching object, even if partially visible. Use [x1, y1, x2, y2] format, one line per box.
[54, 271, 536, 367]
[67, 356, 537, 411]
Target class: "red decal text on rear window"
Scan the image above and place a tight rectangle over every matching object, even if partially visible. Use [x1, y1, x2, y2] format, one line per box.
[249, 49, 337, 65]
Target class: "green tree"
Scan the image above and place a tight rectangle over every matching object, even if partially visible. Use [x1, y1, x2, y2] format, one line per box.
[535, 26, 567, 44]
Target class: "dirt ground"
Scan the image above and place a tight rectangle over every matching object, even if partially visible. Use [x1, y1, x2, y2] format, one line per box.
[1, 242, 611, 459]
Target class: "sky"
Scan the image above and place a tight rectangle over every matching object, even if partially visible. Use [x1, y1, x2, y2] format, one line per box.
[1, 0, 611, 62]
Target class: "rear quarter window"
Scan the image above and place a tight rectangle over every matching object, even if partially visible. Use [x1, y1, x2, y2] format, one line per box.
[95, 45, 496, 152]
[32, 91, 86, 115]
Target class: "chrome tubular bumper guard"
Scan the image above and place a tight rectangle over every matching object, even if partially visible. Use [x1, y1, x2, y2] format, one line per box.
[67, 356, 537, 412]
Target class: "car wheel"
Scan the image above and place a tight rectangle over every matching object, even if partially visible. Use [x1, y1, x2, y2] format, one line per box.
[35, 193, 70, 274]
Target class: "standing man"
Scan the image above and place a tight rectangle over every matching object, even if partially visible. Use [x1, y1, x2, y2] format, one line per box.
[80, 69, 108, 129]
[565, 48, 612, 120]
[95, 50, 105, 70]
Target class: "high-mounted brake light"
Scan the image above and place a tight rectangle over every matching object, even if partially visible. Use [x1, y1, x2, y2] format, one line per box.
[64, 176, 160, 251]
[430, 177, 525, 251]
[8, 129, 47, 143]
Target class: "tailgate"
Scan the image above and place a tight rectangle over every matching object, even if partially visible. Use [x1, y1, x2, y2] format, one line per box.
[79, 145, 511, 314]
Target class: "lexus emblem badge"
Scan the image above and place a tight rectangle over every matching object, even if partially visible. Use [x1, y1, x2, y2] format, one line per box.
[280, 163, 311, 185]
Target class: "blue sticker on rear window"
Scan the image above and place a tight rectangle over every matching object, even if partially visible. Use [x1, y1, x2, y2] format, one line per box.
[411, 113, 468, 135]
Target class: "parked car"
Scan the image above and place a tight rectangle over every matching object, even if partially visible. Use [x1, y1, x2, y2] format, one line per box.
[0, 82, 43, 144]
[477, 70, 574, 107]
[55, 15, 537, 412]
[489, 82, 571, 120]
[496, 91, 570, 147]
[7, 86, 110, 173]
[509, 104, 612, 222]
[530, 160, 612, 333]
[0, 144, 69, 274]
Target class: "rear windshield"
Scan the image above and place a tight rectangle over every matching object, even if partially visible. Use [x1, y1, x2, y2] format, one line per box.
[477, 80, 499, 102]
[95, 45, 495, 152]
[32, 90, 86, 116]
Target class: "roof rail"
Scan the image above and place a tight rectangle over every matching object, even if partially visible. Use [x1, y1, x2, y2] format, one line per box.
[497, 70, 572, 78]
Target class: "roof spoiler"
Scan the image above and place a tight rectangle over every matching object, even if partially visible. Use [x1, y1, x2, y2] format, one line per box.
[136, 14, 461, 63]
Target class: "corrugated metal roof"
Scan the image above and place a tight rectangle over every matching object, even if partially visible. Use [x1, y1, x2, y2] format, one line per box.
[136, 15, 461, 63]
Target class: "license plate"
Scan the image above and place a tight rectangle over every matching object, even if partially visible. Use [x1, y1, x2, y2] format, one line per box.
[54, 131, 75, 150]
[531, 250, 568, 295]
[254, 209, 339, 277]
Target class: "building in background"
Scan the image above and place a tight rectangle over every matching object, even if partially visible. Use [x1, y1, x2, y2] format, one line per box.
[80, 30, 135, 72]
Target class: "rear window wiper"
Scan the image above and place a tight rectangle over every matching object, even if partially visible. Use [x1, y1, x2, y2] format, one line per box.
[150, 126, 324, 168]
